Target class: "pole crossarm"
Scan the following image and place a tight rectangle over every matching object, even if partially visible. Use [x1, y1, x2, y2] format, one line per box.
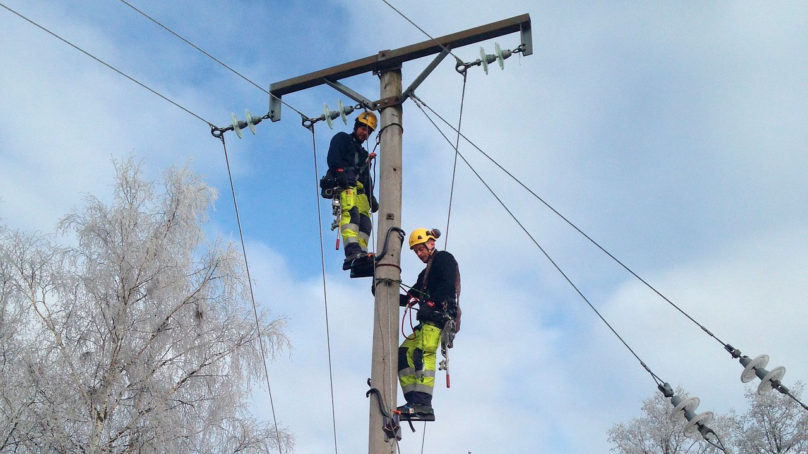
[268, 13, 531, 121]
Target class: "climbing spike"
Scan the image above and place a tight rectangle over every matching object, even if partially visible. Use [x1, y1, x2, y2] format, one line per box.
[479, 46, 489, 74]
[495, 42, 505, 69]
[231, 113, 243, 139]
[337, 99, 348, 124]
[245, 109, 256, 134]
[740, 354, 769, 383]
[758, 366, 786, 394]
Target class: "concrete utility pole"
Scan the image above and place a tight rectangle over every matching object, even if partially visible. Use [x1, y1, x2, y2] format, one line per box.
[268, 14, 531, 454]
[368, 67, 403, 454]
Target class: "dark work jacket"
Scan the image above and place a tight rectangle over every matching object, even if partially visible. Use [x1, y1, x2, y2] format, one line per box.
[413, 250, 459, 328]
[326, 131, 372, 192]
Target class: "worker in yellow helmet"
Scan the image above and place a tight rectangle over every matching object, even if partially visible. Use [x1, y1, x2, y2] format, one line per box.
[325, 111, 379, 270]
[397, 228, 461, 421]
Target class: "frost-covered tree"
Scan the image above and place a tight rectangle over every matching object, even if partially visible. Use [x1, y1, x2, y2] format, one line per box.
[609, 384, 808, 454]
[608, 387, 727, 454]
[729, 384, 808, 453]
[0, 160, 291, 453]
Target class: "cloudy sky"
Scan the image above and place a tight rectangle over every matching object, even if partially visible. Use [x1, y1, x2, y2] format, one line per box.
[2, 1, 807, 452]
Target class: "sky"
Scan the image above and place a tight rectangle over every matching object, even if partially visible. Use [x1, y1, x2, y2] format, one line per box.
[2, 1, 807, 453]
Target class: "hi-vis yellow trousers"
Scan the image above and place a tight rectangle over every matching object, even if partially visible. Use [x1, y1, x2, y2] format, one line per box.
[398, 323, 442, 405]
[339, 181, 371, 256]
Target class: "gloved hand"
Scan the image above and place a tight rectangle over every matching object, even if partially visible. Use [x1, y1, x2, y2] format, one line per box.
[371, 195, 379, 213]
[399, 293, 419, 307]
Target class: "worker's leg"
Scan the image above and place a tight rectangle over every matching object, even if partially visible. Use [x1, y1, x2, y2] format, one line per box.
[398, 323, 442, 409]
[339, 186, 362, 257]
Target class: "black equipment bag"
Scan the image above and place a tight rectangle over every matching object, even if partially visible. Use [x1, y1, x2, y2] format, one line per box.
[320, 169, 341, 199]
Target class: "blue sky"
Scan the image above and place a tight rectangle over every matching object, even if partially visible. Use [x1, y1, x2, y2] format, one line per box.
[2, 1, 807, 453]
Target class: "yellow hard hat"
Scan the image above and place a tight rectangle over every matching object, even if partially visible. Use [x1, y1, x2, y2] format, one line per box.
[409, 228, 440, 249]
[355, 111, 377, 131]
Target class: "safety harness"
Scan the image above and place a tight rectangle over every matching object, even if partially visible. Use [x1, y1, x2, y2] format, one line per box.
[400, 250, 462, 388]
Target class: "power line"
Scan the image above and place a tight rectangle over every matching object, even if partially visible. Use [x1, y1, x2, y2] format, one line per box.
[306, 124, 341, 454]
[414, 93, 731, 345]
[0, 1, 215, 127]
[411, 93, 666, 388]
[377, 0, 463, 63]
[412, 93, 808, 412]
[413, 94, 735, 448]
[443, 69, 468, 250]
[116, 0, 308, 120]
[3, 1, 294, 449]
[216, 135, 285, 454]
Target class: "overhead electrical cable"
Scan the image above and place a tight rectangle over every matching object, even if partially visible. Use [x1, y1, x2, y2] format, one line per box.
[377, 0, 462, 62]
[0, 2, 215, 127]
[411, 93, 665, 387]
[116, 0, 308, 119]
[216, 135, 285, 454]
[2, 1, 298, 449]
[306, 124, 341, 454]
[412, 94, 732, 345]
[413, 93, 808, 412]
[443, 69, 468, 249]
[413, 94, 734, 451]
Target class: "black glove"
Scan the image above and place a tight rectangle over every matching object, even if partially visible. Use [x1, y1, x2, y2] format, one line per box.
[399, 293, 418, 307]
[370, 195, 379, 213]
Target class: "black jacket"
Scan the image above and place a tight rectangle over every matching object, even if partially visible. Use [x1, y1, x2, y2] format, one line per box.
[411, 250, 459, 327]
[326, 131, 372, 191]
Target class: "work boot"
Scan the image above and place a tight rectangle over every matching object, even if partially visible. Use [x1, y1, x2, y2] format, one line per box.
[342, 251, 367, 270]
[396, 403, 435, 421]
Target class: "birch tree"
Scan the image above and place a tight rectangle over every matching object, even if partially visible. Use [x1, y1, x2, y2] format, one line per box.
[729, 384, 808, 454]
[607, 387, 727, 454]
[0, 159, 291, 453]
[609, 384, 807, 454]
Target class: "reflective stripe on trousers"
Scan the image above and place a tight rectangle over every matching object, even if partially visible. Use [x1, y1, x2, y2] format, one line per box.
[339, 182, 371, 252]
[398, 323, 442, 398]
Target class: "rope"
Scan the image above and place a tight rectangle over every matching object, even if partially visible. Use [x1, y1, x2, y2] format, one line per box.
[216, 135, 284, 454]
[307, 124, 340, 454]
[0, 2, 215, 127]
[411, 95, 666, 387]
[400, 303, 417, 341]
[443, 70, 468, 249]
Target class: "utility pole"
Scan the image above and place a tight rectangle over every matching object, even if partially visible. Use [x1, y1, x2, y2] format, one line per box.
[268, 14, 532, 454]
[367, 66, 403, 454]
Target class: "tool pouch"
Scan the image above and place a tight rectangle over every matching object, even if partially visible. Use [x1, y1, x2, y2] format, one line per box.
[320, 170, 341, 198]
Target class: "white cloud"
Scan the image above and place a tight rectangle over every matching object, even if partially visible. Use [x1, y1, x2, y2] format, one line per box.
[2, 0, 807, 452]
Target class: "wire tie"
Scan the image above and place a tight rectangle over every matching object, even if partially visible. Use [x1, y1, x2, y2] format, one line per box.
[374, 263, 402, 272]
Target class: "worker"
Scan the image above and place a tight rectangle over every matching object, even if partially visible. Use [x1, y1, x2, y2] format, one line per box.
[397, 228, 460, 421]
[325, 111, 378, 270]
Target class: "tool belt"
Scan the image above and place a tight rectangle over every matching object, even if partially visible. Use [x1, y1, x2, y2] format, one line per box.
[320, 169, 366, 199]
[320, 172, 341, 198]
